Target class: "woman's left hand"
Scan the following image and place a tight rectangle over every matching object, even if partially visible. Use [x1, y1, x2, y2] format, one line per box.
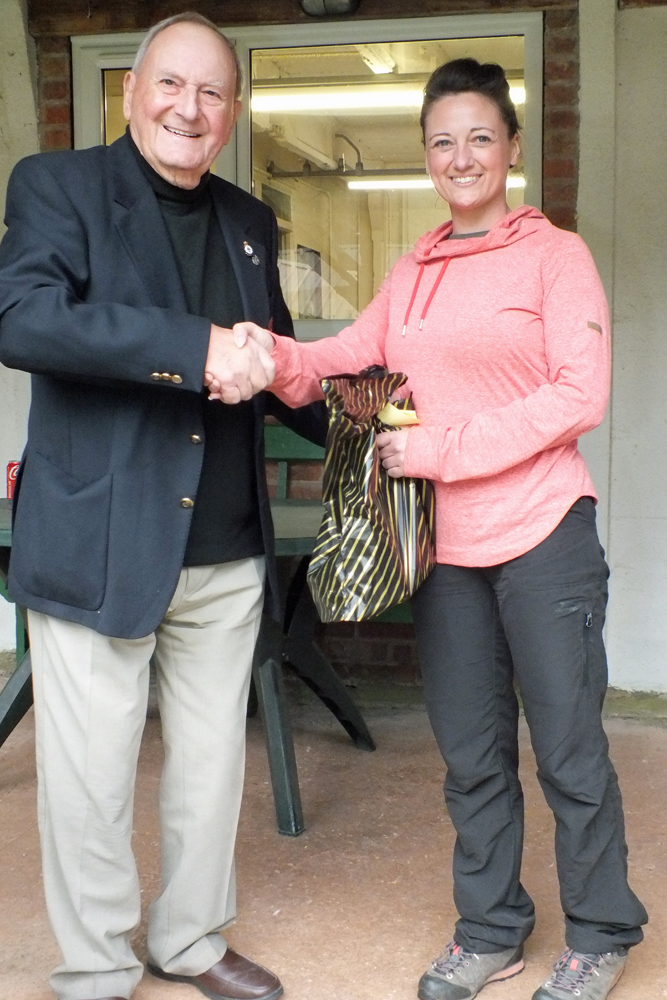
[376, 429, 410, 478]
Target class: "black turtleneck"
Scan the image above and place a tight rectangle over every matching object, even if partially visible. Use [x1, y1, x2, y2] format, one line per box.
[127, 130, 263, 567]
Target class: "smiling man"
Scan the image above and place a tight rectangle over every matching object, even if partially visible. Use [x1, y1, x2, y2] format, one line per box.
[0, 12, 326, 1000]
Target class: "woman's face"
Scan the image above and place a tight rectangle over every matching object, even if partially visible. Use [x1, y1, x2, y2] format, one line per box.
[424, 91, 520, 224]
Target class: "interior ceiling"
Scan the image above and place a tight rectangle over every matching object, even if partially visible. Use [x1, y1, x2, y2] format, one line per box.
[252, 37, 525, 173]
[334, 116, 422, 167]
[251, 37, 524, 82]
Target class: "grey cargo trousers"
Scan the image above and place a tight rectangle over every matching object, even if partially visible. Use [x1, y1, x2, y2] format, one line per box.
[411, 497, 647, 955]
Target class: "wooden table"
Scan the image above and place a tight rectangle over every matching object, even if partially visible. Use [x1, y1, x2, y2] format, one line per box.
[0, 497, 375, 836]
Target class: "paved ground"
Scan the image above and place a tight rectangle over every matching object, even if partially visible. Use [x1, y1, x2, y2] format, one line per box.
[0, 675, 665, 1000]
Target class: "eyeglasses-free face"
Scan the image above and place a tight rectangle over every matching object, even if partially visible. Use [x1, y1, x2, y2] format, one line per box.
[424, 91, 520, 233]
[123, 21, 242, 190]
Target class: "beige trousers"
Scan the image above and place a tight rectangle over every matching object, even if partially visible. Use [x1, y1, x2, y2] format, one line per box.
[28, 557, 265, 1000]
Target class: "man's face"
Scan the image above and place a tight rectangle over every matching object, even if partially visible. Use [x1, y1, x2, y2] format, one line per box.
[123, 22, 242, 189]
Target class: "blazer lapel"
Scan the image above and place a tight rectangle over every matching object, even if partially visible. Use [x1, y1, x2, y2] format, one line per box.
[107, 135, 272, 325]
[108, 135, 188, 312]
[211, 188, 271, 328]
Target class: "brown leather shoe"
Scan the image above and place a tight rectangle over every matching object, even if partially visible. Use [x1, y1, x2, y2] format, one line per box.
[147, 948, 283, 1000]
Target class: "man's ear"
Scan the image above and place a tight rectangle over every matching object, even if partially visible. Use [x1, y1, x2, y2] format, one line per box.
[221, 100, 243, 148]
[123, 71, 136, 122]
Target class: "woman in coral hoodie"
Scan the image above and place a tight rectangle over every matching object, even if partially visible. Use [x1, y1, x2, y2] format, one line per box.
[217, 60, 647, 1000]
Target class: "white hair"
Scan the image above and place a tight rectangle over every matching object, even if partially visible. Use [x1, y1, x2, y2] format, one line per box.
[131, 12, 243, 99]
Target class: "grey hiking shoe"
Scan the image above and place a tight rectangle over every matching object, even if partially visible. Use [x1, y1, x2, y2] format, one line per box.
[418, 940, 525, 1000]
[532, 948, 628, 1000]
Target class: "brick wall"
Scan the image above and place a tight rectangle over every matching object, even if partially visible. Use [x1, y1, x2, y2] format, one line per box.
[318, 620, 421, 686]
[36, 36, 72, 152]
[32, 2, 582, 233]
[542, 9, 579, 231]
[266, 461, 325, 502]
[28, 0, 581, 687]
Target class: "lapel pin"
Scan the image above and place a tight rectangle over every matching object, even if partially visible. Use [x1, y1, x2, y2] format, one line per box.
[252, 254, 260, 266]
[243, 241, 254, 256]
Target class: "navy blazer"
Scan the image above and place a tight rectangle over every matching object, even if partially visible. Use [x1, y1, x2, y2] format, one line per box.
[0, 134, 324, 638]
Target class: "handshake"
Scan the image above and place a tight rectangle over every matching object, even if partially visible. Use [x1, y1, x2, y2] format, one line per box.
[204, 322, 276, 403]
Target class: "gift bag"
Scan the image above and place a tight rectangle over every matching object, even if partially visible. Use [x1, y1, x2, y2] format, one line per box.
[307, 365, 436, 623]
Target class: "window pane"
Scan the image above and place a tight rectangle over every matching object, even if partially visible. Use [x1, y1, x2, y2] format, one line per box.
[103, 68, 128, 145]
[251, 37, 525, 320]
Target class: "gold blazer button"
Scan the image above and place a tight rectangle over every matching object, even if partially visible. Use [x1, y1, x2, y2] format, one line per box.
[171, 374, 183, 384]
[180, 498, 194, 508]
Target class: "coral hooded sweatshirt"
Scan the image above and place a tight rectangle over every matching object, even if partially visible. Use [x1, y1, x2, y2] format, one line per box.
[269, 205, 610, 567]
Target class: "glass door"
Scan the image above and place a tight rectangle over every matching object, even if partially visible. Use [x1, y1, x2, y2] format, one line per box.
[250, 37, 526, 335]
[74, 13, 541, 339]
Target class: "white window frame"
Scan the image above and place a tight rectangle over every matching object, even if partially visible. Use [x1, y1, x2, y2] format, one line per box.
[72, 11, 543, 208]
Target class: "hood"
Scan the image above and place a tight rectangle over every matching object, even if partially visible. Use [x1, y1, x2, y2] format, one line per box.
[413, 204, 547, 263]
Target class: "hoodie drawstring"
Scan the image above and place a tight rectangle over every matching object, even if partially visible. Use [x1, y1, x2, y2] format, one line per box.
[402, 262, 425, 337]
[401, 257, 451, 335]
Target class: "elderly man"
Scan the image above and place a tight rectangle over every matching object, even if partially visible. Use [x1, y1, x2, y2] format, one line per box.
[0, 13, 324, 1000]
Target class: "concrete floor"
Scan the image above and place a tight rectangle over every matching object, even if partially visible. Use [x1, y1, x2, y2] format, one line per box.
[0, 684, 665, 1000]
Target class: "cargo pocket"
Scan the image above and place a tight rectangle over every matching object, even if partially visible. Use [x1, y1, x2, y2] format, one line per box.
[582, 608, 593, 687]
[11, 450, 112, 611]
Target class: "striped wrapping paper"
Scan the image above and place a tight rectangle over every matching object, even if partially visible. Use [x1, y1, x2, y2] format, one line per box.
[307, 366, 436, 623]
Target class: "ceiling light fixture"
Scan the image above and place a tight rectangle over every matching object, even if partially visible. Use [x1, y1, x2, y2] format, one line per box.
[252, 84, 525, 114]
[252, 88, 424, 113]
[348, 179, 433, 190]
[348, 176, 527, 191]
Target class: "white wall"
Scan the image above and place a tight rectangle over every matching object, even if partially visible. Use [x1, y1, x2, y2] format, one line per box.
[0, 0, 38, 227]
[575, 1, 667, 692]
[576, 0, 616, 553]
[0, 0, 37, 649]
[605, 6, 667, 691]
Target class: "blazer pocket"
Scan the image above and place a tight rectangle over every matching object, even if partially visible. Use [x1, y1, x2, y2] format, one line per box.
[12, 450, 112, 611]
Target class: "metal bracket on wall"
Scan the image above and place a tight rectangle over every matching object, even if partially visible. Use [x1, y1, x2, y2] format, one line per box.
[268, 161, 427, 180]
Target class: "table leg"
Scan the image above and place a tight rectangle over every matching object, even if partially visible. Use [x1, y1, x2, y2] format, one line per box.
[0, 549, 33, 748]
[284, 558, 376, 753]
[0, 649, 33, 748]
[252, 616, 305, 837]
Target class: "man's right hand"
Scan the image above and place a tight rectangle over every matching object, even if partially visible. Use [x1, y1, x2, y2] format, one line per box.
[204, 324, 275, 404]
[232, 321, 275, 353]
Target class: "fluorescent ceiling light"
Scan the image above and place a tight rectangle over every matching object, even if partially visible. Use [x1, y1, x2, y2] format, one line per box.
[252, 84, 525, 114]
[252, 88, 424, 112]
[349, 179, 432, 190]
[348, 176, 526, 192]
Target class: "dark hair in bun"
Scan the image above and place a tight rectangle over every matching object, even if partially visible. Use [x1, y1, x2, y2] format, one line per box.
[420, 58, 520, 139]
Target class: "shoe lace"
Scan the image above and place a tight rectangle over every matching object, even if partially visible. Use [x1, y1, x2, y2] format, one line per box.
[546, 948, 604, 995]
[432, 942, 472, 977]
